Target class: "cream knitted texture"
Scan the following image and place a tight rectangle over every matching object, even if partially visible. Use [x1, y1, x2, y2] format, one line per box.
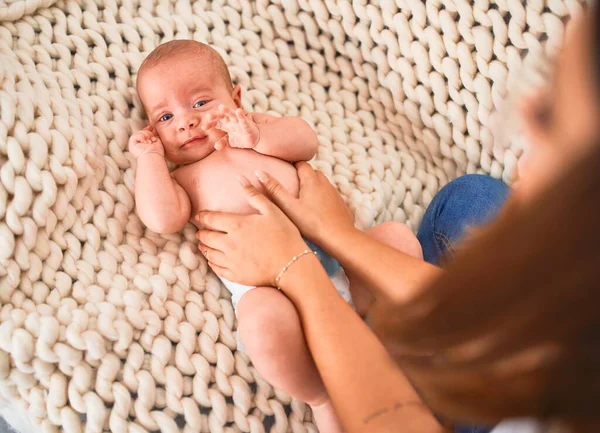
[0, 0, 584, 432]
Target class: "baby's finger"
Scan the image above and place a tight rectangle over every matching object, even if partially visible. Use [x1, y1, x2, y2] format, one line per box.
[136, 133, 150, 143]
[218, 111, 233, 125]
[235, 108, 247, 120]
[220, 105, 238, 122]
[214, 136, 229, 150]
[217, 104, 231, 117]
[201, 115, 221, 131]
[237, 110, 256, 133]
[235, 109, 249, 125]
[216, 118, 230, 133]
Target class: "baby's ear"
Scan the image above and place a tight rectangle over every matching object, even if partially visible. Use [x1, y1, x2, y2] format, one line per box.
[231, 85, 243, 109]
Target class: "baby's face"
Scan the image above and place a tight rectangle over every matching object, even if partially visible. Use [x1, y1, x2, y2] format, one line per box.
[138, 53, 241, 164]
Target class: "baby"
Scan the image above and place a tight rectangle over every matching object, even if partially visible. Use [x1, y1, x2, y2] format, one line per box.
[130, 40, 422, 432]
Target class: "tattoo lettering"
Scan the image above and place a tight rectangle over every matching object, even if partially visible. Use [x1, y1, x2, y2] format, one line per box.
[363, 401, 425, 425]
[363, 408, 390, 424]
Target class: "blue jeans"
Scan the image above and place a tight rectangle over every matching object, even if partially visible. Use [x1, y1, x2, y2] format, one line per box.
[418, 174, 510, 266]
[417, 174, 510, 433]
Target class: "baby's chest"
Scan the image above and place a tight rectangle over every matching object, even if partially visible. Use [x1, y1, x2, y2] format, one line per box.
[177, 156, 294, 214]
[176, 164, 242, 213]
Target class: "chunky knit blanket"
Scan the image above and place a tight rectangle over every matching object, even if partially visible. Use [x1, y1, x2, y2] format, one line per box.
[0, 1, 584, 432]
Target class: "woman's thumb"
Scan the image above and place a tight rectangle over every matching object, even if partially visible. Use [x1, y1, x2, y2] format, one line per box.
[239, 175, 276, 214]
[254, 170, 294, 212]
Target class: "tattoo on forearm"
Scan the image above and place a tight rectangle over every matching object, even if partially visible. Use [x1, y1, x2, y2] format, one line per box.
[363, 408, 390, 424]
[363, 401, 425, 425]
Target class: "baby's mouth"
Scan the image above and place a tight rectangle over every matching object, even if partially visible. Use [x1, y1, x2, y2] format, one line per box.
[182, 134, 208, 148]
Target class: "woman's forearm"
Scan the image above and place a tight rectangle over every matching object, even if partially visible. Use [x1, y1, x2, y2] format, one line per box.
[278, 256, 447, 433]
[322, 227, 442, 303]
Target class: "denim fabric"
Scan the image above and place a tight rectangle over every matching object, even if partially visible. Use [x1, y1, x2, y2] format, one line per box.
[416, 174, 510, 433]
[417, 174, 510, 266]
[305, 239, 341, 276]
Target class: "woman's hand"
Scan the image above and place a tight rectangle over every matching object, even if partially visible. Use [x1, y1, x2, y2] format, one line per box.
[255, 162, 356, 246]
[196, 178, 309, 286]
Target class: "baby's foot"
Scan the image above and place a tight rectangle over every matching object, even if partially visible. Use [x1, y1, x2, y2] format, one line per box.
[208, 105, 260, 150]
[311, 400, 345, 433]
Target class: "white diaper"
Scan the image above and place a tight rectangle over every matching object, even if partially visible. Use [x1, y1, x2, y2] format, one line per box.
[219, 268, 353, 351]
[220, 267, 352, 312]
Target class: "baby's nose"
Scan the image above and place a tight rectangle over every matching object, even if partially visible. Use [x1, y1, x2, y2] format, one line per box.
[179, 116, 199, 132]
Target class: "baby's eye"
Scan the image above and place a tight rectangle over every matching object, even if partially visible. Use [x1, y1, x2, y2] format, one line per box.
[159, 113, 173, 122]
[193, 101, 207, 108]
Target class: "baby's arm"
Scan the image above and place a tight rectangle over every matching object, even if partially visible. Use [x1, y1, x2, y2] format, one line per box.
[251, 112, 319, 162]
[210, 107, 319, 162]
[130, 127, 191, 234]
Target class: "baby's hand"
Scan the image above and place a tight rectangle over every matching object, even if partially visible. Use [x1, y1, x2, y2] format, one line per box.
[206, 106, 260, 151]
[128, 126, 165, 158]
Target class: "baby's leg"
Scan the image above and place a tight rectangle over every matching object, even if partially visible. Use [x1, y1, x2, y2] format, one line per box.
[237, 288, 343, 433]
[348, 221, 423, 316]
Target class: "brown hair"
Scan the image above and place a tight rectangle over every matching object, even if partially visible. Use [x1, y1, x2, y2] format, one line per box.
[137, 40, 233, 91]
[372, 142, 600, 427]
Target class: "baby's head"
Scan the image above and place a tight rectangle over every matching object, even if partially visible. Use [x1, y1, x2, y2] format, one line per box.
[137, 40, 242, 164]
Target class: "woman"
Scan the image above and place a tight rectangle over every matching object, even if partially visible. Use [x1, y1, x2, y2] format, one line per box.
[195, 6, 600, 433]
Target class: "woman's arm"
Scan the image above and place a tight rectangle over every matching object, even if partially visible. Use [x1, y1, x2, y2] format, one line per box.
[327, 226, 441, 303]
[253, 165, 441, 303]
[278, 255, 449, 433]
[196, 185, 449, 433]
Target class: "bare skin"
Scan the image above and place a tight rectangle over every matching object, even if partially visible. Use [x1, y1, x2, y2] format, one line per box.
[131, 45, 422, 432]
[172, 145, 300, 217]
[131, 52, 317, 233]
[194, 12, 600, 433]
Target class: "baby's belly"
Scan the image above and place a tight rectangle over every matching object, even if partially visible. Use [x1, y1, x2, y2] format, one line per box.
[187, 150, 300, 218]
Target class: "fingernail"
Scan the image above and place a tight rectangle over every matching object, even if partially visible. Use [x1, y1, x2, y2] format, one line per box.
[195, 214, 199, 221]
[254, 170, 267, 183]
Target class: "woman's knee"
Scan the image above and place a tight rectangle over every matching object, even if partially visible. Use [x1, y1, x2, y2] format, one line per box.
[236, 287, 300, 352]
[425, 174, 510, 230]
[366, 221, 423, 259]
[417, 174, 510, 264]
[446, 174, 509, 205]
